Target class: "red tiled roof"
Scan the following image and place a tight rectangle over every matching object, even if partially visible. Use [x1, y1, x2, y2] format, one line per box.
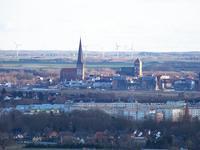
[60, 68, 77, 73]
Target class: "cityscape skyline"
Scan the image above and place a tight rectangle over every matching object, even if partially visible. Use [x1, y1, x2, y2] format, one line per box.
[0, 0, 200, 52]
[0, 1, 200, 149]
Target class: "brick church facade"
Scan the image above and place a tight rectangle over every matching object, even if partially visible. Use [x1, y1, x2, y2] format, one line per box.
[60, 39, 85, 81]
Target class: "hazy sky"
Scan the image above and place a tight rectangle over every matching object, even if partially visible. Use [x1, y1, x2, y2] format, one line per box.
[0, 0, 200, 51]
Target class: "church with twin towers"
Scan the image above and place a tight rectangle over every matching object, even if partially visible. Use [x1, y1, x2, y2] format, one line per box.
[60, 38, 85, 81]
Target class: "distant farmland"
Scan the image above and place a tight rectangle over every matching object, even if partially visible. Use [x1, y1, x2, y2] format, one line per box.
[0, 61, 132, 69]
[0, 59, 199, 72]
[0, 51, 199, 71]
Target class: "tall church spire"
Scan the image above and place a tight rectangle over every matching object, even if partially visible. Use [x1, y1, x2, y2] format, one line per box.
[77, 38, 83, 64]
[76, 38, 85, 80]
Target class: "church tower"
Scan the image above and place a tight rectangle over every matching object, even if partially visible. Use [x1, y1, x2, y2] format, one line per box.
[134, 58, 142, 77]
[76, 38, 85, 80]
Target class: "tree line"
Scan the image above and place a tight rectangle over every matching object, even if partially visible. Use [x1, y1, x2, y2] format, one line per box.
[0, 110, 200, 149]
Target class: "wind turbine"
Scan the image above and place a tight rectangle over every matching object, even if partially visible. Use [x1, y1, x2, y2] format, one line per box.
[101, 47, 105, 59]
[115, 43, 120, 58]
[83, 44, 88, 59]
[14, 42, 22, 59]
[130, 43, 134, 59]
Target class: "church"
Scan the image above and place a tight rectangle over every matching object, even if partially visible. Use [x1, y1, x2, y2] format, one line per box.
[60, 39, 85, 81]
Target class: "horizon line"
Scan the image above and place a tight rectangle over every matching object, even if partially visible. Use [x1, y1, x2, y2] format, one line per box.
[0, 49, 200, 53]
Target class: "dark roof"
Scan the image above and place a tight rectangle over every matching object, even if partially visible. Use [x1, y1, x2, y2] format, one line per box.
[142, 76, 155, 81]
[96, 79, 112, 83]
[134, 58, 141, 63]
[60, 68, 77, 73]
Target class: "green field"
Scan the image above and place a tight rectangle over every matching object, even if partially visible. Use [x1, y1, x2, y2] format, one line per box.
[0, 60, 199, 72]
[0, 62, 132, 69]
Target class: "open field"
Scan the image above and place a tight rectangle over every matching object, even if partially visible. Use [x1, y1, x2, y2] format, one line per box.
[0, 61, 132, 69]
[0, 51, 199, 71]
[61, 89, 200, 102]
[0, 50, 200, 62]
[0, 61, 199, 72]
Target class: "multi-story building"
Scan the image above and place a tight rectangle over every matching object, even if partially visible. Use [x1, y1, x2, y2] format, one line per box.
[141, 75, 157, 90]
[189, 106, 200, 119]
[112, 76, 128, 90]
[174, 79, 195, 91]
[12, 102, 192, 122]
[157, 75, 173, 90]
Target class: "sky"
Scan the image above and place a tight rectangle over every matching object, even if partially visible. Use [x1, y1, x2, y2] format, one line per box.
[0, 0, 200, 52]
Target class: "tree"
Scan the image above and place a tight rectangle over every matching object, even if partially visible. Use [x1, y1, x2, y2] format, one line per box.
[1, 88, 7, 96]
[0, 132, 12, 150]
[38, 92, 44, 101]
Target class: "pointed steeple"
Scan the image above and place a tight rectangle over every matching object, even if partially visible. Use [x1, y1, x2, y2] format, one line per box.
[76, 38, 85, 80]
[77, 38, 83, 64]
